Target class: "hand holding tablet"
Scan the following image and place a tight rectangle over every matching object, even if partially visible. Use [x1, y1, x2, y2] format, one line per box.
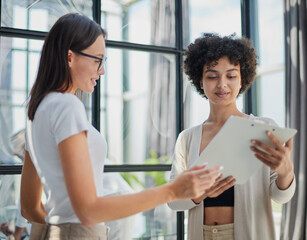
[194, 116, 297, 184]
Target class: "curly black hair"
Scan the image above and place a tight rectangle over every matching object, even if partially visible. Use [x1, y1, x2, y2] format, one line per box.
[184, 33, 258, 98]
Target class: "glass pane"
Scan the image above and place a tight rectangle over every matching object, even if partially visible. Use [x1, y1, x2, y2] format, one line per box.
[184, 0, 242, 48]
[101, 0, 175, 47]
[0, 175, 22, 238]
[100, 48, 176, 164]
[0, 36, 94, 165]
[256, 0, 285, 126]
[258, 0, 284, 67]
[0, 37, 43, 165]
[258, 72, 285, 127]
[257, 1, 285, 238]
[1, 0, 92, 31]
[103, 170, 176, 239]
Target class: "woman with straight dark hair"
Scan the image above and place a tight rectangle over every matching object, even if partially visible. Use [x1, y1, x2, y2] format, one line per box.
[20, 13, 222, 239]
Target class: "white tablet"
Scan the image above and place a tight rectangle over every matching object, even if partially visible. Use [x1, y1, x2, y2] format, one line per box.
[194, 116, 297, 184]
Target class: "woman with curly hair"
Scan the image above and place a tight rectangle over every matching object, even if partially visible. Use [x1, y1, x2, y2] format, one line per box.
[168, 33, 296, 240]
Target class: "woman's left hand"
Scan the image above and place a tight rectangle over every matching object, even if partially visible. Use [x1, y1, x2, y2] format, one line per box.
[250, 131, 294, 189]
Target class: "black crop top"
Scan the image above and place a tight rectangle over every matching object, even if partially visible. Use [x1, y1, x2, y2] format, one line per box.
[203, 186, 234, 207]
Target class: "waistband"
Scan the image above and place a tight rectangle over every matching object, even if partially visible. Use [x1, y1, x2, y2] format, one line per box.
[30, 222, 109, 240]
[203, 223, 234, 231]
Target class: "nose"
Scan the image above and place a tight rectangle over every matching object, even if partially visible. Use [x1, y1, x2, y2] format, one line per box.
[98, 66, 105, 75]
[217, 75, 227, 88]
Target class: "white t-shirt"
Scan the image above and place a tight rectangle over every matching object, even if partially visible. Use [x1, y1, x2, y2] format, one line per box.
[26, 92, 107, 224]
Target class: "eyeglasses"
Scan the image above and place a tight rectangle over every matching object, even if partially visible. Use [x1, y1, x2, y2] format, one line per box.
[74, 51, 107, 72]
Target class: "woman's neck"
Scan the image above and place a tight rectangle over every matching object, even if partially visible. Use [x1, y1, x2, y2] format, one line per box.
[206, 103, 247, 125]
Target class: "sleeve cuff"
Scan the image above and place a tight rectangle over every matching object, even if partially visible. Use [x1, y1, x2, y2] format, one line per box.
[271, 175, 296, 204]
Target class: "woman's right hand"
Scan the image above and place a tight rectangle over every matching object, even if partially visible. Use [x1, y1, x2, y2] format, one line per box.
[192, 174, 236, 204]
[170, 165, 222, 200]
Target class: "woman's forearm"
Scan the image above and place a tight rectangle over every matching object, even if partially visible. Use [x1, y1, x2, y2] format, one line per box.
[59, 132, 220, 226]
[21, 152, 46, 223]
[77, 184, 174, 226]
[74, 166, 220, 226]
[21, 202, 47, 224]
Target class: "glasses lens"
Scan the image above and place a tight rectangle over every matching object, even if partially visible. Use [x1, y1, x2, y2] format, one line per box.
[98, 57, 107, 72]
[98, 61, 103, 72]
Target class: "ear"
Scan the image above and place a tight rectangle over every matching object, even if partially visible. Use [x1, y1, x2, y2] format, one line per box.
[67, 50, 73, 67]
[200, 80, 204, 89]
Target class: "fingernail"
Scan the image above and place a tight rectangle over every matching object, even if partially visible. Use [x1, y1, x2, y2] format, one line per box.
[202, 162, 208, 166]
[219, 166, 224, 171]
[267, 131, 271, 136]
[251, 140, 256, 144]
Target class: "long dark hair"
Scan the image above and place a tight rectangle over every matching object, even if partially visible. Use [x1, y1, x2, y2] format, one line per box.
[28, 13, 106, 121]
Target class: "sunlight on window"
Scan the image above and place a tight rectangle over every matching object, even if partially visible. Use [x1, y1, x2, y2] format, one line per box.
[257, 0, 285, 238]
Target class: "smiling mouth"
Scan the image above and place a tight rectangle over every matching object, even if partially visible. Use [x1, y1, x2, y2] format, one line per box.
[91, 79, 97, 86]
[215, 92, 229, 97]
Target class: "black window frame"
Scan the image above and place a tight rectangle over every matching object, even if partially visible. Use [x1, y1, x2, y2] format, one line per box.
[0, 0, 257, 239]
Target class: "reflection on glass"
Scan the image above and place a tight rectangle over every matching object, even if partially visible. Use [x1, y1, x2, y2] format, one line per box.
[256, 1, 285, 239]
[103, 170, 176, 239]
[101, 0, 175, 47]
[11, 51, 27, 90]
[12, 38, 27, 50]
[29, 40, 44, 52]
[0, 37, 43, 164]
[258, 0, 284, 66]
[258, 73, 285, 127]
[28, 53, 41, 88]
[0, 175, 21, 238]
[184, 0, 241, 48]
[100, 48, 176, 164]
[1, 0, 92, 31]
[256, 0, 285, 126]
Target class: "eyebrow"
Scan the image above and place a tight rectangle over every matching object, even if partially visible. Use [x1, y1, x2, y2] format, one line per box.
[204, 68, 239, 73]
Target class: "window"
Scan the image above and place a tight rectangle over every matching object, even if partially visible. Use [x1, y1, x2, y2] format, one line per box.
[0, 0, 178, 238]
[0, 0, 286, 239]
[257, 0, 285, 127]
[0, 37, 43, 165]
[256, 0, 286, 238]
[184, 0, 243, 128]
[1, 1, 92, 31]
[100, 49, 176, 164]
[101, 0, 175, 47]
